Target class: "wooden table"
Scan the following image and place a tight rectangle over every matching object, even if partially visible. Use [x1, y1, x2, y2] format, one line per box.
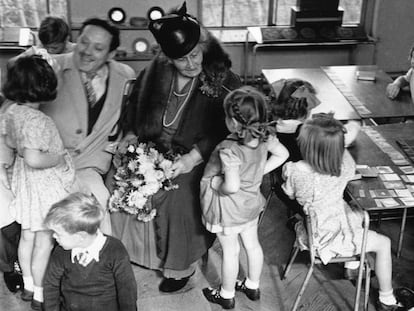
[263, 66, 414, 121]
[347, 123, 414, 258]
[322, 65, 414, 119]
[262, 68, 360, 120]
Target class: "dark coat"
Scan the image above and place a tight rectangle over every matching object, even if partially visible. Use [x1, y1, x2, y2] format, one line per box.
[121, 40, 242, 269]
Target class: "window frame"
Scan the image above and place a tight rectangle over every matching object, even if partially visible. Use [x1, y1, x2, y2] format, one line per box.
[199, 0, 368, 29]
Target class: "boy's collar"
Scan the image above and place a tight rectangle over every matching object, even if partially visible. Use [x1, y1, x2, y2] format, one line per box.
[71, 230, 106, 263]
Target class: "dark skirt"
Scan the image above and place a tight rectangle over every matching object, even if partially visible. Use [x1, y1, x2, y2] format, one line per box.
[110, 164, 215, 271]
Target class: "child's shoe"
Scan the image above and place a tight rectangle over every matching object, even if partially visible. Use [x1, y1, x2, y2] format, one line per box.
[395, 287, 414, 310]
[21, 289, 34, 301]
[31, 299, 44, 311]
[202, 287, 235, 309]
[376, 300, 405, 311]
[235, 278, 260, 301]
[3, 271, 23, 293]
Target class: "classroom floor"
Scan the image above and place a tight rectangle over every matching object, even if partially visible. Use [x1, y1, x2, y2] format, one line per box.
[1, 175, 414, 311]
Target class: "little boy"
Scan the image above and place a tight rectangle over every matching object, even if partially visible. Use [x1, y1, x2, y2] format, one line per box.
[43, 193, 137, 311]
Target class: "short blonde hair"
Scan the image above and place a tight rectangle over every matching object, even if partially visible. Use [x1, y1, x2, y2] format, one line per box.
[298, 113, 345, 176]
[44, 192, 104, 234]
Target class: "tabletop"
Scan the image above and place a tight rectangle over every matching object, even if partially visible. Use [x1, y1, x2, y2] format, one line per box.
[263, 66, 414, 121]
[262, 67, 360, 120]
[347, 123, 414, 211]
[322, 65, 414, 119]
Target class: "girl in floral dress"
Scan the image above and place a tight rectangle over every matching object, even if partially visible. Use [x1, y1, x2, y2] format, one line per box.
[1, 55, 77, 310]
[200, 86, 289, 309]
[282, 113, 403, 311]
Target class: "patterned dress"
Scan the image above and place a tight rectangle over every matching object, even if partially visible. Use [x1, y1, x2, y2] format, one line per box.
[282, 151, 364, 264]
[1, 103, 76, 231]
[200, 134, 279, 234]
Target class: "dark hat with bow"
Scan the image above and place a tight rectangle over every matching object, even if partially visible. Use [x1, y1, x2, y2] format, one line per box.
[149, 2, 201, 59]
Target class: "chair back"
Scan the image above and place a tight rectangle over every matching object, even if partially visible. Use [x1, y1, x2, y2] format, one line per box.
[108, 78, 136, 141]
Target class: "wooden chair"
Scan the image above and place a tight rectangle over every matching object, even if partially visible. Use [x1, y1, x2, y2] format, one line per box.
[282, 209, 371, 311]
[108, 78, 136, 142]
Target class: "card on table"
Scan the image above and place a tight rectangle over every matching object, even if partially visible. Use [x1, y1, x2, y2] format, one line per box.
[376, 166, 394, 174]
[379, 174, 401, 181]
[399, 166, 414, 174]
[395, 189, 413, 197]
[383, 181, 406, 189]
[379, 198, 400, 208]
[401, 175, 414, 183]
[369, 189, 396, 198]
[400, 197, 414, 206]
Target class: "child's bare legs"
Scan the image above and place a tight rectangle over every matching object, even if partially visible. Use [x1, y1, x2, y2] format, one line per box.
[239, 223, 263, 285]
[18, 229, 35, 293]
[32, 230, 53, 302]
[365, 230, 397, 306]
[366, 230, 392, 291]
[217, 232, 240, 295]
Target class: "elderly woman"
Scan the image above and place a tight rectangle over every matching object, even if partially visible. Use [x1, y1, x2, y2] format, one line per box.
[110, 3, 241, 293]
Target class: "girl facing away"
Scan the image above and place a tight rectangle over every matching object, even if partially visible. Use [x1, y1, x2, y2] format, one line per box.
[0, 55, 78, 310]
[282, 113, 405, 311]
[200, 86, 289, 309]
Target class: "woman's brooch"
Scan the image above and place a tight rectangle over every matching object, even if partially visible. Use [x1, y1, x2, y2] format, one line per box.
[199, 71, 226, 98]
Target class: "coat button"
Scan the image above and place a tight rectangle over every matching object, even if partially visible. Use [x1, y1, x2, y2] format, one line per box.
[76, 129, 82, 134]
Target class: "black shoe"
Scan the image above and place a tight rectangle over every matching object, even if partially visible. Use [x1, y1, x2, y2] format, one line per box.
[395, 287, 414, 310]
[375, 300, 405, 311]
[344, 267, 364, 281]
[235, 278, 260, 301]
[159, 274, 192, 293]
[21, 289, 34, 301]
[3, 271, 23, 293]
[31, 299, 44, 311]
[202, 287, 235, 309]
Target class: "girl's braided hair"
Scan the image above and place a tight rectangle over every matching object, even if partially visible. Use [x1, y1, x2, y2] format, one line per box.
[223, 86, 274, 145]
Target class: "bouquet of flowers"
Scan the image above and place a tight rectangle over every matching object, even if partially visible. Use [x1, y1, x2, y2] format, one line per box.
[109, 140, 178, 222]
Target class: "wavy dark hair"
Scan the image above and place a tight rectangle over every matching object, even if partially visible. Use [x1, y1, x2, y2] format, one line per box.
[271, 79, 315, 120]
[2, 55, 57, 103]
[224, 86, 269, 145]
[39, 16, 70, 45]
[79, 18, 120, 52]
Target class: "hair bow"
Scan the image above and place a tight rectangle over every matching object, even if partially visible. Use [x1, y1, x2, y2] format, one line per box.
[291, 85, 321, 110]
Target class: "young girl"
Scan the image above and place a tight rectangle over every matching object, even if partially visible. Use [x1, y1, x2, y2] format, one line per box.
[282, 113, 403, 311]
[200, 86, 289, 309]
[270, 78, 361, 225]
[1, 55, 77, 310]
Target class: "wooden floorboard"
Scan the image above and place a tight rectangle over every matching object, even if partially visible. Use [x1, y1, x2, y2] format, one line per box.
[1, 175, 414, 310]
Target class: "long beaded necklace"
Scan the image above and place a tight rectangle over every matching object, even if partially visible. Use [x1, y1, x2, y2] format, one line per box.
[162, 75, 196, 128]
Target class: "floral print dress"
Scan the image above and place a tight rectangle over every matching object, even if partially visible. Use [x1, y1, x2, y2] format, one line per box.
[1, 103, 76, 231]
[282, 150, 364, 264]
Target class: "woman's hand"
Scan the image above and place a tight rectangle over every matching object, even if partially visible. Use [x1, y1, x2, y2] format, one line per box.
[117, 132, 137, 154]
[171, 148, 203, 179]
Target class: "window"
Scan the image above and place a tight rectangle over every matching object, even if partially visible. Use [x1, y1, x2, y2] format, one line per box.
[201, 0, 365, 27]
[0, 0, 67, 28]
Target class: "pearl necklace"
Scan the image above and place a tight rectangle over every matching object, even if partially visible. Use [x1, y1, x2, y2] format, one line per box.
[162, 76, 196, 128]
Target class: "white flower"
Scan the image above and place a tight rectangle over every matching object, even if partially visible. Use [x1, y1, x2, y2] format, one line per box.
[109, 141, 179, 222]
[127, 190, 147, 209]
[127, 159, 139, 171]
[140, 182, 161, 196]
[127, 145, 135, 153]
